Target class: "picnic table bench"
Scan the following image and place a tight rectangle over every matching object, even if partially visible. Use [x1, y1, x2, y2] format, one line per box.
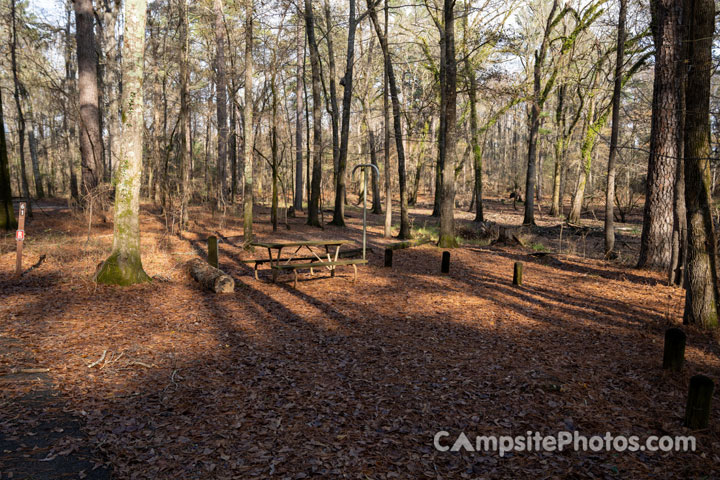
[248, 240, 367, 287]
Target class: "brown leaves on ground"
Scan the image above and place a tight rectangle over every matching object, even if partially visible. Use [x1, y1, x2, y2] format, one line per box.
[0, 199, 718, 479]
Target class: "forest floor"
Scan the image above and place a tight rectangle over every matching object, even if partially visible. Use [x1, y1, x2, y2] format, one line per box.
[1, 196, 718, 479]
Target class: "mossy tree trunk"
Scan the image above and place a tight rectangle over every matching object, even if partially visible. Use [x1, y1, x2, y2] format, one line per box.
[95, 0, 150, 286]
[682, 0, 718, 329]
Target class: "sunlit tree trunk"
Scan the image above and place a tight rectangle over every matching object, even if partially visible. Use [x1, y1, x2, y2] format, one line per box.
[463, 4, 483, 223]
[331, 0, 359, 227]
[550, 85, 566, 217]
[569, 99, 611, 224]
[437, 0, 457, 246]
[604, 0, 626, 257]
[682, 0, 718, 329]
[100, 0, 121, 182]
[638, 0, 681, 269]
[524, 0, 559, 225]
[95, 0, 150, 285]
[64, 1, 79, 202]
[74, 0, 103, 198]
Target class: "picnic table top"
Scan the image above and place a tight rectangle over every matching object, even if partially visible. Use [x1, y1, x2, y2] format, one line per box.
[251, 239, 352, 249]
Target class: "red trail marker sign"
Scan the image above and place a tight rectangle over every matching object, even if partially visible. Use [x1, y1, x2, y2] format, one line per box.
[15, 202, 26, 277]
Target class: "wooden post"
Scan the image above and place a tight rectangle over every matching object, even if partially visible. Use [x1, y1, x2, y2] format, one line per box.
[208, 235, 219, 269]
[441, 251, 450, 274]
[15, 202, 26, 277]
[662, 327, 686, 372]
[513, 262, 523, 286]
[384, 248, 392, 267]
[685, 374, 714, 429]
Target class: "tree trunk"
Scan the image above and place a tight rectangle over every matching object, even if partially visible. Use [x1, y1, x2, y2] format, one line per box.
[367, 0, 410, 239]
[64, 1, 79, 202]
[604, 0, 627, 257]
[569, 99, 605, 224]
[26, 104, 45, 199]
[324, 1, 341, 200]
[215, 0, 228, 209]
[294, 9, 304, 212]
[682, 0, 718, 329]
[243, 0, 255, 240]
[95, 0, 150, 286]
[463, 7, 483, 223]
[11, 0, 32, 217]
[100, 0, 121, 183]
[550, 85, 566, 217]
[305, 0, 323, 227]
[178, 0, 191, 229]
[382, 0, 392, 237]
[437, 0, 457, 246]
[638, 0, 681, 269]
[150, 15, 163, 205]
[74, 0, 103, 198]
[331, 0, 358, 227]
[524, 0, 559, 225]
[0, 91, 16, 230]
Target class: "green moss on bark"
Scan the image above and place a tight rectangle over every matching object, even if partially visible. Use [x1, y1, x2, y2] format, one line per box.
[438, 235, 459, 249]
[95, 250, 151, 286]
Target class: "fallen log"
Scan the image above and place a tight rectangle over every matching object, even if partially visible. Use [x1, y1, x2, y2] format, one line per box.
[186, 258, 235, 293]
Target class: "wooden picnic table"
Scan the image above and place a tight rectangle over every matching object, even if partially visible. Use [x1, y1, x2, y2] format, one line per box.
[249, 240, 366, 286]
